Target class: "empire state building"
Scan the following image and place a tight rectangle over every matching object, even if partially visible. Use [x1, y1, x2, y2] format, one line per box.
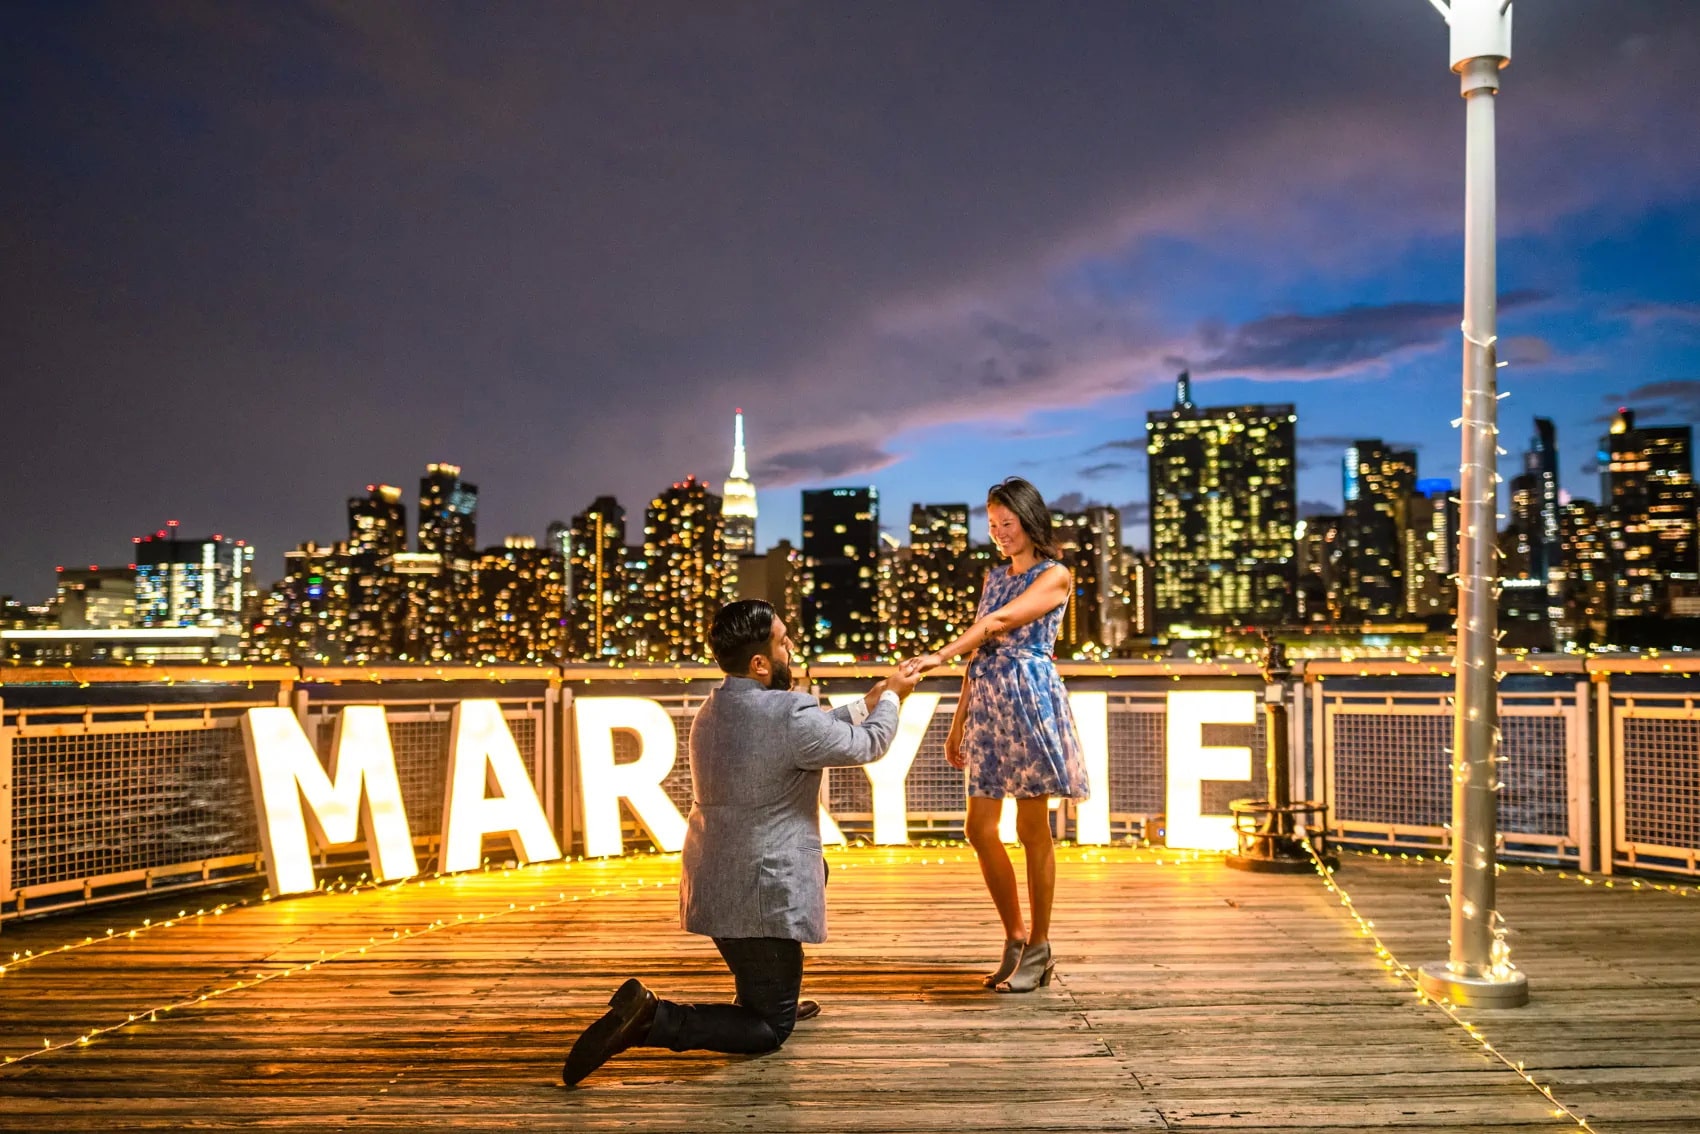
[722, 410, 758, 556]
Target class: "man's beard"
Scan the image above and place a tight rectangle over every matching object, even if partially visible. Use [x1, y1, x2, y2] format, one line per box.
[766, 656, 794, 692]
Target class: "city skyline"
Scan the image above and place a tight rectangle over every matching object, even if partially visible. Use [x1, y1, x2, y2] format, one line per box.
[4, 4, 1699, 600]
[4, 387, 1690, 660]
[5, 388, 1695, 607]
[0, 386, 1667, 602]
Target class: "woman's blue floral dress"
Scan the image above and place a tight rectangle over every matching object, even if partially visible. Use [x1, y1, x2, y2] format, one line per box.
[961, 559, 1090, 800]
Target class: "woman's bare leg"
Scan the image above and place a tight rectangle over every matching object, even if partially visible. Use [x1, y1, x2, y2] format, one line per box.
[965, 796, 1026, 941]
[1014, 797, 1056, 946]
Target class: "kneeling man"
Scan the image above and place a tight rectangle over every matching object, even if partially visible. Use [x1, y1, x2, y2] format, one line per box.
[563, 599, 919, 1085]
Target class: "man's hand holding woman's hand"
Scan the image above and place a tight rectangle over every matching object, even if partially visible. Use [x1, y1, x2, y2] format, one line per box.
[885, 666, 923, 700]
[898, 653, 944, 678]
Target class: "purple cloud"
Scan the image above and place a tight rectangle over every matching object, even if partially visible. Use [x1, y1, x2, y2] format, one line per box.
[1195, 293, 1548, 380]
[754, 442, 901, 485]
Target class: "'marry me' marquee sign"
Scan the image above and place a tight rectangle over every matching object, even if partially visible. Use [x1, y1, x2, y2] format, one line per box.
[242, 691, 1263, 896]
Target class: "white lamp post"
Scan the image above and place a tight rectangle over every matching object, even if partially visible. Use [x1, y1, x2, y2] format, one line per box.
[1417, 0, 1530, 1009]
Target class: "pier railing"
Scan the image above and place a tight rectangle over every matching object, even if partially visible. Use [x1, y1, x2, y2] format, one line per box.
[2, 656, 1694, 918]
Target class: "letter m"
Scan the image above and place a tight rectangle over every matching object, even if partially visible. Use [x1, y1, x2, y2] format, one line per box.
[241, 706, 419, 896]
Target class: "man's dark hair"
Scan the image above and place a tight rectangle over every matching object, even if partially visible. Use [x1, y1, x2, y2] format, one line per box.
[710, 599, 777, 675]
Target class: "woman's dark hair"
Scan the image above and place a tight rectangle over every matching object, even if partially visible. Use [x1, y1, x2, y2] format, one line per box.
[987, 476, 1063, 561]
[710, 598, 777, 674]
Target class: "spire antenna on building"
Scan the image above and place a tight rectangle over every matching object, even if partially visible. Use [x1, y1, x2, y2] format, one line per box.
[1175, 370, 1195, 411]
[721, 410, 758, 560]
[730, 409, 750, 482]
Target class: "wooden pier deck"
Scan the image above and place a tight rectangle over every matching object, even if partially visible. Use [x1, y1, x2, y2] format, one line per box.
[1, 846, 1697, 1132]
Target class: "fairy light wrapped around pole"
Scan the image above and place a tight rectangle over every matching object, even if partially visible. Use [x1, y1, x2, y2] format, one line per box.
[1417, 0, 1529, 1009]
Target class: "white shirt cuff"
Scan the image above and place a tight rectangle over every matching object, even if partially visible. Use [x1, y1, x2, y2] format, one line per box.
[848, 690, 899, 725]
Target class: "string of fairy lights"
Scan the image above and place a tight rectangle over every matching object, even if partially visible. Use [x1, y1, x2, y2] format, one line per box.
[1348, 845, 1699, 898]
[0, 839, 1211, 1067]
[1, 834, 1684, 1134]
[1302, 841, 1596, 1131]
[0, 855, 671, 1071]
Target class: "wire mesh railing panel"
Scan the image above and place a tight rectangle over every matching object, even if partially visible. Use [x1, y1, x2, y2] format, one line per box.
[636, 720, 697, 814]
[824, 762, 873, 817]
[509, 716, 541, 781]
[387, 719, 452, 838]
[1330, 710, 1452, 829]
[1499, 714, 1570, 837]
[10, 724, 259, 892]
[904, 707, 967, 815]
[1107, 705, 1165, 815]
[1620, 715, 1700, 854]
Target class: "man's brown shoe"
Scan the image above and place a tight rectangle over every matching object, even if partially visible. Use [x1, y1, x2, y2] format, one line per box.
[562, 978, 657, 1086]
[796, 999, 821, 1022]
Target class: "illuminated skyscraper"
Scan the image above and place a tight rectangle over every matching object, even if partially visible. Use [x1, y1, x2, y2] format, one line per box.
[1343, 440, 1417, 621]
[1526, 418, 1562, 581]
[1404, 481, 1458, 623]
[891, 503, 976, 654]
[1295, 513, 1346, 624]
[349, 485, 407, 558]
[53, 566, 136, 629]
[1601, 408, 1696, 617]
[722, 411, 758, 557]
[801, 487, 881, 657]
[1555, 499, 1609, 648]
[567, 497, 629, 659]
[346, 484, 408, 661]
[250, 541, 351, 663]
[643, 476, 726, 662]
[382, 551, 459, 662]
[1124, 551, 1156, 643]
[735, 539, 804, 636]
[418, 463, 479, 561]
[465, 536, 567, 663]
[1147, 375, 1296, 631]
[1049, 507, 1122, 654]
[133, 524, 253, 629]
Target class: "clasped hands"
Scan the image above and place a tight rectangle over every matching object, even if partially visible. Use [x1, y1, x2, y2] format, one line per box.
[866, 653, 945, 703]
[897, 652, 944, 679]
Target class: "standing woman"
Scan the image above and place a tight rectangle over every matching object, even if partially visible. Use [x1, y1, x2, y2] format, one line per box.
[904, 477, 1089, 992]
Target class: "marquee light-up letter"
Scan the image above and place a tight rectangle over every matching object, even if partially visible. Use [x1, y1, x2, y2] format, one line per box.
[241, 706, 418, 897]
[994, 693, 1107, 844]
[1070, 692, 1111, 845]
[574, 697, 689, 858]
[997, 796, 1060, 844]
[1165, 690, 1256, 852]
[817, 801, 848, 846]
[828, 693, 940, 845]
[440, 700, 562, 874]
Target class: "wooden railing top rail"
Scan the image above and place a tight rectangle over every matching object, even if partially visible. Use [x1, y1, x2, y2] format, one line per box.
[2, 652, 1696, 688]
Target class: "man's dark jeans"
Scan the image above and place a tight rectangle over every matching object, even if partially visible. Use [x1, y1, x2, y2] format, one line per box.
[644, 936, 803, 1054]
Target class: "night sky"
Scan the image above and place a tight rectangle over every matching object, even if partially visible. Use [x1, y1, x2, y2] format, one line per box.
[4, 2, 1699, 601]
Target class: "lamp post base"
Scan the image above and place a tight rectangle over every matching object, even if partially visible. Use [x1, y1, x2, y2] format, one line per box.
[1417, 962, 1530, 1008]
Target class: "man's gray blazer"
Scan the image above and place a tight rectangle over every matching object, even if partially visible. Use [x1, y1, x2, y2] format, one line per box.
[679, 675, 899, 944]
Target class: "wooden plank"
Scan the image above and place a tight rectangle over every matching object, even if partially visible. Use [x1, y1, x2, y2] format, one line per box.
[0, 849, 1696, 1131]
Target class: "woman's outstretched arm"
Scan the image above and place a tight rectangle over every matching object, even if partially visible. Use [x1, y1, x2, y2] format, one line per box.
[905, 563, 1071, 674]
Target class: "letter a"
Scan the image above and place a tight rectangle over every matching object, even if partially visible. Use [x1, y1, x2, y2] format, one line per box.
[440, 700, 563, 874]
